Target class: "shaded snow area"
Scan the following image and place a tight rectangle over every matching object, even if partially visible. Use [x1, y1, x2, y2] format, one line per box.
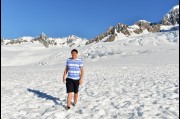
[1, 64, 179, 119]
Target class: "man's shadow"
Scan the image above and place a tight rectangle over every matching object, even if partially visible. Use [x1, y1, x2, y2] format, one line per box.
[27, 88, 66, 108]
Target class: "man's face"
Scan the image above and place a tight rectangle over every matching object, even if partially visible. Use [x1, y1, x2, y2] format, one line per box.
[71, 51, 78, 59]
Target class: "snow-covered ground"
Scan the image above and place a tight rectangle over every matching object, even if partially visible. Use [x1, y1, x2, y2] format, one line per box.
[1, 64, 179, 119]
[1, 30, 179, 119]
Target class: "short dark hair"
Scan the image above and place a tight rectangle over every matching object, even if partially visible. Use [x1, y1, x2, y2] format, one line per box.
[71, 49, 78, 54]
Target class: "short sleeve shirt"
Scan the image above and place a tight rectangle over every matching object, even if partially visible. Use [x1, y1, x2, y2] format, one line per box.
[66, 58, 83, 80]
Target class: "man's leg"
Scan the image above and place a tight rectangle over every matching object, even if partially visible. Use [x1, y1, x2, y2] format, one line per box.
[67, 92, 72, 107]
[74, 93, 78, 104]
[73, 79, 79, 105]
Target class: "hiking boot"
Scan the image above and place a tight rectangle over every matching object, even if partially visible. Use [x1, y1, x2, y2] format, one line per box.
[72, 103, 76, 106]
[66, 106, 70, 110]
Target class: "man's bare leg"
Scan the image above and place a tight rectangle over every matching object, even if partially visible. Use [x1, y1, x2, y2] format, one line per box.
[74, 93, 78, 105]
[67, 93, 72, 107]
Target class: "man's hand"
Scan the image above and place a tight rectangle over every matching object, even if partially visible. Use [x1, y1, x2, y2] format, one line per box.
[63, 67, 68, 84]
[79, 67, 84, 85]
[63, 79, 66, 84]
[79, 79, 83, 85]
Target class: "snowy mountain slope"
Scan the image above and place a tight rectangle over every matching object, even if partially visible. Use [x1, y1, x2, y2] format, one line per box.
[1, 5, 179, 66]
[35, 30, 178, 66]
[1, 33, 88, 48]
[1, 30, 179, 66]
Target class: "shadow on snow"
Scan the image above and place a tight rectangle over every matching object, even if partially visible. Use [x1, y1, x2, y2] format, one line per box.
[27, 88, 66, 108]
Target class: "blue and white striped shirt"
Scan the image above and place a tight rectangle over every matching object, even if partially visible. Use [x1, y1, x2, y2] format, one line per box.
[66, 58, 83, 80]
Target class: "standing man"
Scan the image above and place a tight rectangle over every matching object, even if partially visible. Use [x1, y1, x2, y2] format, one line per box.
[63, 49, 84, 110]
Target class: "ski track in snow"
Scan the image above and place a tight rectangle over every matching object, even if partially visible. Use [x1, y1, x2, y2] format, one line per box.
[1, 64, 179, 119]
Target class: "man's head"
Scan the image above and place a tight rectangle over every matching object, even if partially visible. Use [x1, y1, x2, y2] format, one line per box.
[71, 49, 78, 59]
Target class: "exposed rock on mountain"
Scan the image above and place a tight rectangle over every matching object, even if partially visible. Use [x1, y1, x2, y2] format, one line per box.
[1, 34, 87, 48]
[87, 5, 179, 44]
[32, 33, 49, 47]
[86, 20, 161, 44]
[161, 5, 179, 25]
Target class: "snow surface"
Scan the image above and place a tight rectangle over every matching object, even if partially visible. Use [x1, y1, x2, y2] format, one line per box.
[160, 25, 179, 31]
[1, 30, 179, 119]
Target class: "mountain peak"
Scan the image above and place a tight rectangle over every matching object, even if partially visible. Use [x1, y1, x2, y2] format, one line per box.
[161, 5, 179, 25]
[137, 20, 151, 23]
[40, 33, 48, 37]
[171, 5, 179, 11]
[67, 35, 79, 39]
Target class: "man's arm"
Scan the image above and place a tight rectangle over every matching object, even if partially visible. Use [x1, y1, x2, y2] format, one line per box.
[79, 67, 84, 85]
[63, 67, 68, 84]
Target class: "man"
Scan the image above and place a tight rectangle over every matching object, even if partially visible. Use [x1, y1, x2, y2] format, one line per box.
[63, 49, 84, 110]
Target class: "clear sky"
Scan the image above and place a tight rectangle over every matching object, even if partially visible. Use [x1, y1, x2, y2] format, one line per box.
[2, 0, 179, 39]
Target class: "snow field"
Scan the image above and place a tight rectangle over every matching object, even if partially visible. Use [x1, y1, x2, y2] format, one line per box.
[1, 64, 179, 119]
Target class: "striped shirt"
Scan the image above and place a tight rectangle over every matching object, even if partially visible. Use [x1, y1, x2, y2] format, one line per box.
[66, 58, 83, 80]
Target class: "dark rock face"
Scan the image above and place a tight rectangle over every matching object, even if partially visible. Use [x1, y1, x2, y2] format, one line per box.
[33, 33, 49, 47]
[161, 6, 179, 25]
[133, 28, 143, 34]
[86, 24, 130, 44]
[150, 24, 161, 32]
[87, 20, 161, 44]
[115, 24, 131, 36]
[105, 35, 116, 42]
[1, 39, 4, 45]
[134, 21, 161, 33]
[135, 21, 150, 30]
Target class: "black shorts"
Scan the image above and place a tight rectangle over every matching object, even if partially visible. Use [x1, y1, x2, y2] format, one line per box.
[66, 78, 80, 93]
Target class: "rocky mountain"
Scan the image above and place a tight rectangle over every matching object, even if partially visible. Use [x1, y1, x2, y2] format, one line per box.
[86, 20, 161, 44]
[1, 33, 88, 48]
[1, 5, 179, 47]
[161, 5, 179, 25]
[86, 5, 179, 44]
[1, 37, 34, 45]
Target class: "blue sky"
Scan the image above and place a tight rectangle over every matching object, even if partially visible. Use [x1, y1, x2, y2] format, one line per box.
[2, 0, 179, 39]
